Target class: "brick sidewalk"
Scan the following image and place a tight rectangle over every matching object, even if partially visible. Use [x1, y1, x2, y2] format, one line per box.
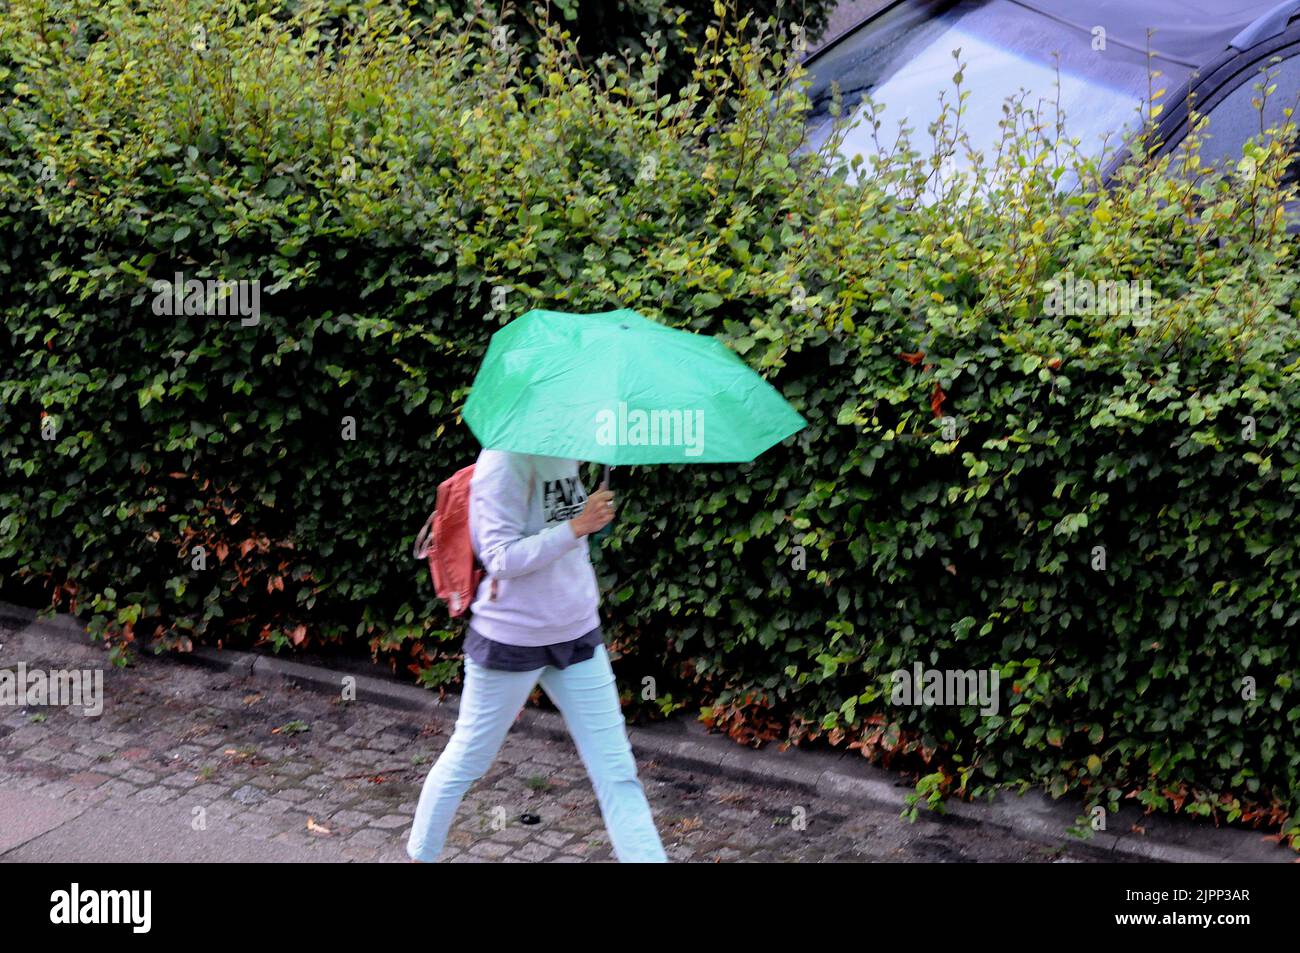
[0, 619, 1128, 863]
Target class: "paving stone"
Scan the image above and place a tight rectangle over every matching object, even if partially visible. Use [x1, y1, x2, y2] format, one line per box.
[5, 775, 47, 792]
[346, 828, 395, 849]
[66, 771, 110, 789]
[277, 787, 315, 804]
[327, 809, 373, 829]
[132, 785, 181, 804]
[512, 842, 556, 862]
[535, 828, 575, 849]
[100, 780, 139, 799]
[6, 726, 51, 747]
[468, 840, 512, 859]
[231, 785, 265, 806]
[165, 744, 211, 761]
[254, 798, 296, 816]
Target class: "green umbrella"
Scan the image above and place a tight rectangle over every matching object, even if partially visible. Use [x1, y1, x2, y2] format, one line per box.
[463, 308, 807, 470]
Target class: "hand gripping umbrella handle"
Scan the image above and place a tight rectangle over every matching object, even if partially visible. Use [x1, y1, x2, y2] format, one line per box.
[593, 465, 614, 540]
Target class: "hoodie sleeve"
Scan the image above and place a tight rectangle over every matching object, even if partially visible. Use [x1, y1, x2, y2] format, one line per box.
[471, 453, 583, 579]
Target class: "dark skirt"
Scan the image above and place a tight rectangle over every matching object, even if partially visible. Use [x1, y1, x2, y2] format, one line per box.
[464, 625, 603, 672]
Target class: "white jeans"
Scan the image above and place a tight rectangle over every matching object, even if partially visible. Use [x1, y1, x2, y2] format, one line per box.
[407, 644, 668, 862]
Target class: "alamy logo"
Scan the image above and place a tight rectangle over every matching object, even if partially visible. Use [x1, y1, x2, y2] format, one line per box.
[0, 663, 103, 716]
[594, 402, 704, 457]
[151, 271, 261, 326]
[890, 662, 1001, 716]
[1043, 273, 1153, 317]
[50, 883, 151, 933]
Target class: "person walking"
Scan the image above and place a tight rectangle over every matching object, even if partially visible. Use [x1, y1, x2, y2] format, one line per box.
[407, 449, 668, 863]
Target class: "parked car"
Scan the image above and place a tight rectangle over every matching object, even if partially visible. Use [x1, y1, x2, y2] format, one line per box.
[801, 0, 1300, 185]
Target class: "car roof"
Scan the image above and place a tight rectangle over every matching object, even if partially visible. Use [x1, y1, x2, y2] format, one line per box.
[1015, 0, 1291, 66]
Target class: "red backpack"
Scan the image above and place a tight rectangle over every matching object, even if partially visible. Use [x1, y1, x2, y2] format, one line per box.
[413, 464, 496, 617]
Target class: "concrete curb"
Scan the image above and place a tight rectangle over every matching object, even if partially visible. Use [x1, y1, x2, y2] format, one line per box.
[5, 601, 1293, 864]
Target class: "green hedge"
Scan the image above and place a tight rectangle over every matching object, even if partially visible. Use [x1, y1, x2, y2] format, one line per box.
[2, 0, 1299, 841]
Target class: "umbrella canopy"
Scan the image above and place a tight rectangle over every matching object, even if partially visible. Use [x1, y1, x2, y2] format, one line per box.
[462, 308, 807, 465]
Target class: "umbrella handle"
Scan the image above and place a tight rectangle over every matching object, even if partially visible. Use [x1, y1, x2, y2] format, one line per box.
[593, 465, 614, 540]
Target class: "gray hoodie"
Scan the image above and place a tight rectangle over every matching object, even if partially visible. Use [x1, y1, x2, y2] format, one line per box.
[467, 450, 601, 646]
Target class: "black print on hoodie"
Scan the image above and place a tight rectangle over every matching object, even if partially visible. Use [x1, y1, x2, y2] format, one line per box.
[543, 476, 588, 523]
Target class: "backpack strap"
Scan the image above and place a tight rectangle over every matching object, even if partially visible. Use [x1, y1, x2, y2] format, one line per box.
[483, 457, 533, 598]
[412, 508, 437, 559]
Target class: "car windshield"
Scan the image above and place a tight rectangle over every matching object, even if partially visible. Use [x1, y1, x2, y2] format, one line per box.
[804, 0, 1193, 175]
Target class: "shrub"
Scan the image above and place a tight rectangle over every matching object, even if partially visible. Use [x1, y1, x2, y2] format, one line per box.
[1, 0, 1298, 841]
[430, 0, 838, 93]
